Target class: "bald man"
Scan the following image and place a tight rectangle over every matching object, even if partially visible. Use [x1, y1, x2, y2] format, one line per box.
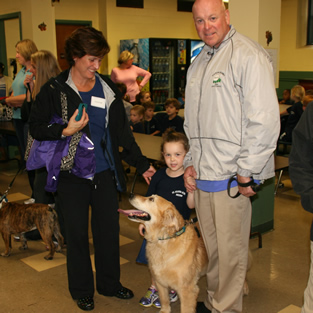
[183, 0, 280, 312]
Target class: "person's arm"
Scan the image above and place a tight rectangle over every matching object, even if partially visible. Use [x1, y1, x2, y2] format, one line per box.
[136, 66, 151, 88]
[186, 191, 195, 209]
[110, 68, 117, 83]
[289, 103, 313, 212]
[236, 50, 280, 181]
[5, 93, 26, 108]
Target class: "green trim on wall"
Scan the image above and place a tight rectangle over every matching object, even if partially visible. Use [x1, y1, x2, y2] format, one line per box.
[55, 20, 92, 26]
[277, 71, 313, 98]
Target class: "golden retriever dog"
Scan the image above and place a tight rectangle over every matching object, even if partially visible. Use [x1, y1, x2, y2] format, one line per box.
[126, 194, 208, 313]
[0, 201, 64, 260]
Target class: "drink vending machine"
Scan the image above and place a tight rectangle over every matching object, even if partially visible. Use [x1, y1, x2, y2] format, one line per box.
[120, 38, 204, 109]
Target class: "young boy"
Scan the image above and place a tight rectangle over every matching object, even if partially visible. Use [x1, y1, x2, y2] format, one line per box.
[115, 82, 132, 121]
[143, 101, 160, 136]
[130, 105, 145, 133]
[158, 98, 184, 134]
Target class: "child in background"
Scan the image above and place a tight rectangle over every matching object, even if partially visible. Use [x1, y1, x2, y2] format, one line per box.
[159, 98, 184, 134]
[130, 104, 145, 133]
[137, 129, 194, 309]
[116, 82, 132, 121]
[135, 90, 151, 105]
[143, 101, 160, 136]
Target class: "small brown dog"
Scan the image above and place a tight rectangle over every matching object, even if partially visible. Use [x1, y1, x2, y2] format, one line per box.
[0, 201, 64, 260]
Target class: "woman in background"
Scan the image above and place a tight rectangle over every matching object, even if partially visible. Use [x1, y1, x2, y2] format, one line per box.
[5, 39, 38, 205]
[24, 50, 61, 205]
[110, 50, 151, 105]
[5, 39, 38, 160]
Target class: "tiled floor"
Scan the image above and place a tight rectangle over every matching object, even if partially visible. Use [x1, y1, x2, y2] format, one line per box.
[0, 158, 309, 312]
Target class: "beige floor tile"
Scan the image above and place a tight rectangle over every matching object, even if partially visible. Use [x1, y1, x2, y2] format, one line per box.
[21, 251, 66, 272]
[278, 304, 301, 313]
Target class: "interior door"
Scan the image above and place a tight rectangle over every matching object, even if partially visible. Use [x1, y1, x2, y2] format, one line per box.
[55, 23, 90, 71]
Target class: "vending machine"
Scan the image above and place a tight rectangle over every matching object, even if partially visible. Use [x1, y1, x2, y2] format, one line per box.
[120, 38, 204, 109]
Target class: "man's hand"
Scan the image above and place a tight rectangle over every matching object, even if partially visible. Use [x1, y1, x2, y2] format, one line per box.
[237, 174, 256, 198]
[184, 166, 197, 192]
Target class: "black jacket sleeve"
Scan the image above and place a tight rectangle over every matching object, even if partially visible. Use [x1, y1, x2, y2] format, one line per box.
[289, 102, 313, 214]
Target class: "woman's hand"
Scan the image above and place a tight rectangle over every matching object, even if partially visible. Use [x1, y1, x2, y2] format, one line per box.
[24, 74, 34, 91]
[62, 107, 89, 137]
[184, 166, 197, 192]
[142, 165, 156, 185]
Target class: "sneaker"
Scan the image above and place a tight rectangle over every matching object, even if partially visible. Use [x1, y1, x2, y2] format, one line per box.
[153, 289, 178, 309]
[24, 198, 35, 204]
[139, 287, 159, 307]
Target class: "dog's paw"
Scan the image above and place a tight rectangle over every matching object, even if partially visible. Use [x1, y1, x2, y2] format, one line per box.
[44, 254, 54, 260]
[19, 245, 28, 250]
[1, 252, 10, 257]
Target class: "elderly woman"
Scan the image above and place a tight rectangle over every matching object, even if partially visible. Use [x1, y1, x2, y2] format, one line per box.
[110, 50, 151, 104]
[29, 27, 155, 311]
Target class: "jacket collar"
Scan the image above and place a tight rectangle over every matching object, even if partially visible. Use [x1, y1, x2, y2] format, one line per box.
[204, 25, 236, 55]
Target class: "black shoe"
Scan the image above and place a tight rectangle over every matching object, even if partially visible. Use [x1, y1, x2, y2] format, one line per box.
[77, 296, 94, 311]
[114, 286, 134, 299]
[196, 302, 212, 313]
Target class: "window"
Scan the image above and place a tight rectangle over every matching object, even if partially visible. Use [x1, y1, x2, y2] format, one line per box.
[116, 0, 143, 8]
[308, 0, 313, 45]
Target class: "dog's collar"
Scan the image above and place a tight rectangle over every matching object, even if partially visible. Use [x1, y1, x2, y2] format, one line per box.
[158, 226, 186, 241]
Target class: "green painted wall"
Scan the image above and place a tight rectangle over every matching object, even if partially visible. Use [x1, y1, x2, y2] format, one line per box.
[277, 71, 313, 99]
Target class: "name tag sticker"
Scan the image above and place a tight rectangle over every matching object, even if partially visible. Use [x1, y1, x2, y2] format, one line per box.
[91, 96, 106, 109]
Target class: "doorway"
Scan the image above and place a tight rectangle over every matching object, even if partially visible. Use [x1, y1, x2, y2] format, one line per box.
[55, 20, 92, 71]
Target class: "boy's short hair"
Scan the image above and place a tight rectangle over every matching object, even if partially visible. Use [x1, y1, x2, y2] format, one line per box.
[131, 104, 145, 117]
[305, 89, 313, 96]
[143, 101, 155, 110]
[164, 98, 181, 110]
[303, 95, 313, 107]
[116, 82, 127, 96]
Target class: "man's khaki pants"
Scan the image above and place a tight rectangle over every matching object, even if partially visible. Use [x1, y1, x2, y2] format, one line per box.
[195, 188, 251, 313]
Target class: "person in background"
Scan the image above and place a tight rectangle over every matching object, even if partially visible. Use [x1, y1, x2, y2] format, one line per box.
[115, 82, 132, 121]
[280, 85, 305, 142]
[130, 104, 145, 133]
[135, 90, 152, 105]
[177, 89, 185, 108]
[137, 129, 194, 309]
[159, 98, 184, 134]
[5, 39, 38, 205]
[28, 27, 155, 312]
[5, 39, 38, 160]
[279, 88, 293, 105]
[23, 50, 61, 211]
[289, 100, 313, 313]
[183, 1, 280, 312]
[0, 62, 13, 160]
[110, 50, 151, 105]
[0, 62, 13, 98]
[143, 101, 160, 136]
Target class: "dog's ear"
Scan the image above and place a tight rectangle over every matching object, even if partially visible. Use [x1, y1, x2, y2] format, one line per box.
[162, 207, 180, 233]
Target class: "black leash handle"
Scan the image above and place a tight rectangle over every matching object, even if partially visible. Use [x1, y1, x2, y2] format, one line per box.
[227, 174, 260, 198]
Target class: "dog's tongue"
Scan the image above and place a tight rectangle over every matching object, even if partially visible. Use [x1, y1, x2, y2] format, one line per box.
[118, 208, 145, 216]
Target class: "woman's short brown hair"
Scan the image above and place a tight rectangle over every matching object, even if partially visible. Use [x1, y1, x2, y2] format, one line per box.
[65, 26, 110, 67]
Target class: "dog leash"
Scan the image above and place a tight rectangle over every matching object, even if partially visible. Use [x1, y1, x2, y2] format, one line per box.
[0, 164, 23, 203]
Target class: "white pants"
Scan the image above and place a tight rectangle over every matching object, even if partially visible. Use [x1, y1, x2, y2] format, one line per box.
[302, 241, 313, 313]
[195, 188, 251, 313]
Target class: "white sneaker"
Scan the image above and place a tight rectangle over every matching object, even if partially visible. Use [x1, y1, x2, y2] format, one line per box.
[24, 198, 35, 204]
